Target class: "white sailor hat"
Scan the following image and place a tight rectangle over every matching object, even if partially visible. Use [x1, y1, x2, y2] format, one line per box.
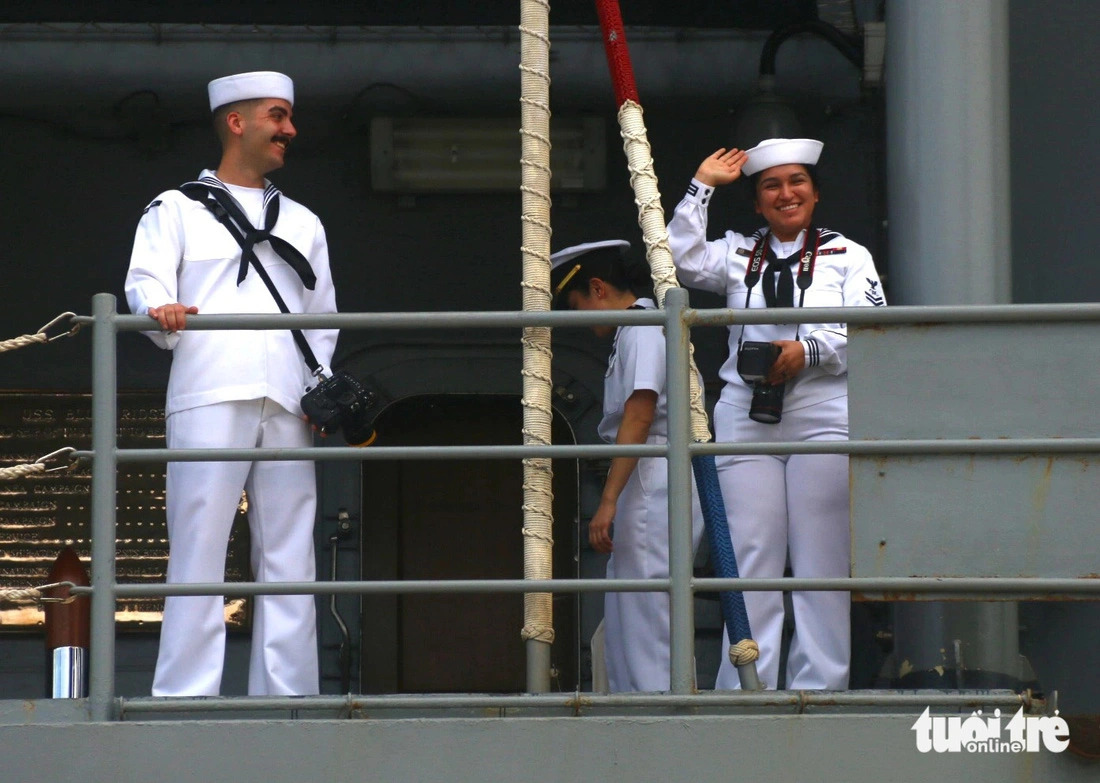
[550, 239, 630, 297]
[742, 138, 823, 177]
[208, 71, 294, 112]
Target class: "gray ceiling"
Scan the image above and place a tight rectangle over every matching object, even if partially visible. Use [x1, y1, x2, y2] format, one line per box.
[0, 1, 821, 30]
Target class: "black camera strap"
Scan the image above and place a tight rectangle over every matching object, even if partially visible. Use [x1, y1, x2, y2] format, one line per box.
[736, 227, 820, 351]
[179, 181, 325, 378]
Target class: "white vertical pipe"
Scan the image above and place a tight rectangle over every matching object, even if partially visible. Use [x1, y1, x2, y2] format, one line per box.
[886, 0, 1011, 305]
[885, 0, 1019, 689]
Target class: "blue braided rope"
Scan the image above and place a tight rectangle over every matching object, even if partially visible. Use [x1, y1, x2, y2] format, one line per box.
[692, 454, 753, 645]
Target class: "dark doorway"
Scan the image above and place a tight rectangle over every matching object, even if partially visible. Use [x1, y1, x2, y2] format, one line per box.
[360, 395, 578, 693]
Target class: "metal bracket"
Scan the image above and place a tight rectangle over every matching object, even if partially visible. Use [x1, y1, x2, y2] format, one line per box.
[37, 312, 83, 342]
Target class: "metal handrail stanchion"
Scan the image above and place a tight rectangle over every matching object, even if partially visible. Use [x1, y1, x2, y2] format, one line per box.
[89, 293, 119, 721]
[664, 289, 695, 695]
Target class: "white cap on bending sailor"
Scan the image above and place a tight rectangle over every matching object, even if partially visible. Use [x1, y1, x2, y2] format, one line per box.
[741, 138, 824, 177]
[550, 239, 631, 298]
[208, 71, 294, 112]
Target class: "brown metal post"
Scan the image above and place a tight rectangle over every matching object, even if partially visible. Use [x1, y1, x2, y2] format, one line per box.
[44, 546, 90, 698]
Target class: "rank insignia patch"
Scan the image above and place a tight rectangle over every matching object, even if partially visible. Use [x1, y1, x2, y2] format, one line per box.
[865, 278, 885, 306]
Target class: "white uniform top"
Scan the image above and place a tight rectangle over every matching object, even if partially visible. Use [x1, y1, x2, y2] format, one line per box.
[668, 177, 885, 412]
[598, 298, 701, 443]
[125, 170, 338, 417]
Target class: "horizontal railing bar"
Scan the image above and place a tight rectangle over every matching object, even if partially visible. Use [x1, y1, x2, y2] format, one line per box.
[70, 437, 1100, 465]
[847, 593, 1097, 601]
[77, 579, 671, 597]
[70, 301, 1100, 333]
[694, 577, 1100, 594]
[73, 444, 666, 463]
[74, 309, 666, 332]
[690, 438, 1100, 456]
[687, 302, 1100, 326]
[117, 689, 1029, 715]
[67, 576, 1100, 599]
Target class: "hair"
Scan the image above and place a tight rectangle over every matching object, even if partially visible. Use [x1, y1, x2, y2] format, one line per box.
[747, 163, 819, 205]
[211, 98, 264, 146]
[551, 247, 653, 310]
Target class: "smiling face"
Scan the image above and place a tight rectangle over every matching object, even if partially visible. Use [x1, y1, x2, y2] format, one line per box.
[237, 98, 296, 175]
[753, 163, 819, 241]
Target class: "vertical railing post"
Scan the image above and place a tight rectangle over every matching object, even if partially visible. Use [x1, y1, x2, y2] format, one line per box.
[89, 293, 119, 720]
[664, 288, 695, 694]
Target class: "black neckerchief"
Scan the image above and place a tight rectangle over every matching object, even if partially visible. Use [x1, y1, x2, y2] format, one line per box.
[738, 227, 820, 348]
[179, 176, 322, 375]
[179, 176, 317, 290]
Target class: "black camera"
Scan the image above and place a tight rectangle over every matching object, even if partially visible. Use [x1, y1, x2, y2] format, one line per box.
[737, 341, 785, 424]
[301, 370, 383, 446]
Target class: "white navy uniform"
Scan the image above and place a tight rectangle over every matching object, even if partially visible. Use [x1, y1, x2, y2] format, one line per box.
[599, 298, 704, 692]
[668, 178, 885, 690]
[125, 170, 337, 696]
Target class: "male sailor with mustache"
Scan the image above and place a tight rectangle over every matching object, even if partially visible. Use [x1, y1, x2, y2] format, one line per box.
[125, 71, 337, 696]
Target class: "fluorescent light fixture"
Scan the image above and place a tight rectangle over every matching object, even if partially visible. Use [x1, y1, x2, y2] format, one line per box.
[370, 116, 606, 193]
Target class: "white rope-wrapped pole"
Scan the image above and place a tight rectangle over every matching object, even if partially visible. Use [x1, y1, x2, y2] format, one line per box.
[596, 0, 760, 690]
[518, 0, 555, 691]
[618, 101, 711, 443]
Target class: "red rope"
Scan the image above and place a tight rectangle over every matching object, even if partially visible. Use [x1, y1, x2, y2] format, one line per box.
[595, 0, 640, 106]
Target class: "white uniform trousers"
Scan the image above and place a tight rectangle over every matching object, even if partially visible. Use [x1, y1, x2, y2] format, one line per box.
[713, 395, 850, 690]
[153, 398, 319, 696]
[604, 449, 704, 692]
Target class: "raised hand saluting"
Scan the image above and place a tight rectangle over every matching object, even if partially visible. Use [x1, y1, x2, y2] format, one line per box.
[693, 147, 749, 187]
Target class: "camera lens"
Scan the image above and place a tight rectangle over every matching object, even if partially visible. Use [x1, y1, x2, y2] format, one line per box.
[748, 383, 785, 424]
[343, 420, 377, 447]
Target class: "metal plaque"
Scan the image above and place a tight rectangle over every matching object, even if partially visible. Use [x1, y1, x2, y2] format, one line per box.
[0, 392, 249, 630]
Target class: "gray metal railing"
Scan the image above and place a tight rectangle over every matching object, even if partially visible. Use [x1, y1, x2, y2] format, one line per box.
[67, 291, 1100, 720]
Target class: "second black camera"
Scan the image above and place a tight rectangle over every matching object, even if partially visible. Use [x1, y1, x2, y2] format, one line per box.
[301, 370, 383, 446]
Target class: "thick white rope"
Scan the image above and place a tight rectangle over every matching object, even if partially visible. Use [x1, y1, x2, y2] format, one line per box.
[518, 0, 555, 645]
[0, 312, 81, 353]
[0, 462, 48, 481]
[0, 449, 82, 603]
[617, 101, 711, 443]
[0, 448, 78, 481]
[0, 582, 77, 605]
[0, 332, 49, 353]
[0, 587, 49, 603]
